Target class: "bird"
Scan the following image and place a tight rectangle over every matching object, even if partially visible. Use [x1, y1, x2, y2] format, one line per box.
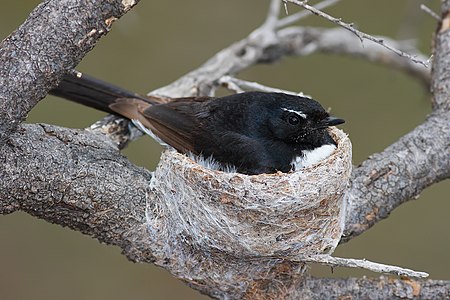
[50, 72, 345, 175]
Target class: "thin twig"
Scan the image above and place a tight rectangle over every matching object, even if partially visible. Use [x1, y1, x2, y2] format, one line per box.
[285, 0, 430, 68]
[283, 1, 289, 15]
[264, 0, 282, 29]
[219, 76, 312, 98]
[420, 4, 440, 20]
[218, 76, 245, 93]
[277, 0, 341, 28]
[248, 0, 280, 43]
[295, 255, 429, 278]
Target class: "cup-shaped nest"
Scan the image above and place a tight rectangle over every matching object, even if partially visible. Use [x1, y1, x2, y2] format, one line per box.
[147, 128, 352, 257]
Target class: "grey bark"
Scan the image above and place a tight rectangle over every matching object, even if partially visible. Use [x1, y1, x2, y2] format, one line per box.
[303, 276, 450, 299]
[0, 0, 137, 145]
[0, 0, 449, 299]
[343, 110, 449, 242]
[1, 124, 153, 262]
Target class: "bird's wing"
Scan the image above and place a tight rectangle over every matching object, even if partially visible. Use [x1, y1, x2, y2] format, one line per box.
[110, 97, 214, 154]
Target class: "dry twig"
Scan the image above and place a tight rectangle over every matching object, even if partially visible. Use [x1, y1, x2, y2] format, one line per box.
[295, 255, 429, 278]
[285, 0, 430, 67]
[277, 0, 341, 27]
[219, 75, 305, 96]
[421, 4, 440, 20]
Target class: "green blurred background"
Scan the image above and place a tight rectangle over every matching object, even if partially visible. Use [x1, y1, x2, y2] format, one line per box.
[1, 1, 448, 299]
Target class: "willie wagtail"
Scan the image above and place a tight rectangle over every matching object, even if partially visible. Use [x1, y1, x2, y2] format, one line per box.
[50, 73, 345, 175]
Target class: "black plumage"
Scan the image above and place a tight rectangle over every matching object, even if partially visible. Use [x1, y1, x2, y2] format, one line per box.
[51, 74, 344, 175]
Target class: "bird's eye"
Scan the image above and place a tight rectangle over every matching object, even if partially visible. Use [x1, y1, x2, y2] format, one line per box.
[288, 114, 300, 125]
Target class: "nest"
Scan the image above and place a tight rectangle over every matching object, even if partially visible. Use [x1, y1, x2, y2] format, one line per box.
[147, 128, 352, 257]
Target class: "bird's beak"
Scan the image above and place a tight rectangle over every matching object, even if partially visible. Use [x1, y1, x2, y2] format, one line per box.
[324, 116, 345, 126]
[316, 116, 345, 129]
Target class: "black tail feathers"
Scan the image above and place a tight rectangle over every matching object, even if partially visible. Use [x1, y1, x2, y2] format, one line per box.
[49, 72, 149, 114]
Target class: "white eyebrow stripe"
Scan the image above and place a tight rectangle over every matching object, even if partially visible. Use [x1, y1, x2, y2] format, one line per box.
[281, 108, 307, 119]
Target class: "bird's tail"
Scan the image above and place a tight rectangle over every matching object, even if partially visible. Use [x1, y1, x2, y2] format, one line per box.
[49, 71, 153, 114]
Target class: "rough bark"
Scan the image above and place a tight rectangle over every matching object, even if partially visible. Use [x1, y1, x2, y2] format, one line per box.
[0, 124, 152, 261]
[303, 276, 450, 299]
[431, 6, 450, 111]
[0, 0, 138, 145]
[342, 110, 449, 241]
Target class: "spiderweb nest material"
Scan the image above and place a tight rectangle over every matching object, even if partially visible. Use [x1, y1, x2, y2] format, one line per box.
[146, 128, 352, 257]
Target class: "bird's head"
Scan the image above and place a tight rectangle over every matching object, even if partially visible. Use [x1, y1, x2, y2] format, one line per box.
[267, 94, 344, 148]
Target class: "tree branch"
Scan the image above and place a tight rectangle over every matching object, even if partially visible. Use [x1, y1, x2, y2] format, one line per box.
[285, 0, 430, 67]
[341, 0, 450, 240]
[294, 255, 428, 278]
[431, 5, 450, 111]
[342, 110, 449, 241]
[277, 27, 430, 87]
[304, 276, 449, 299]
[0, 0, 138, 145]
[150, 26, 430, 99]
[0, 124, 153, 262]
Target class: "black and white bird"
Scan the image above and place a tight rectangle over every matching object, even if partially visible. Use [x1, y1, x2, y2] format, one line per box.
[50, 73, 345, 175]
